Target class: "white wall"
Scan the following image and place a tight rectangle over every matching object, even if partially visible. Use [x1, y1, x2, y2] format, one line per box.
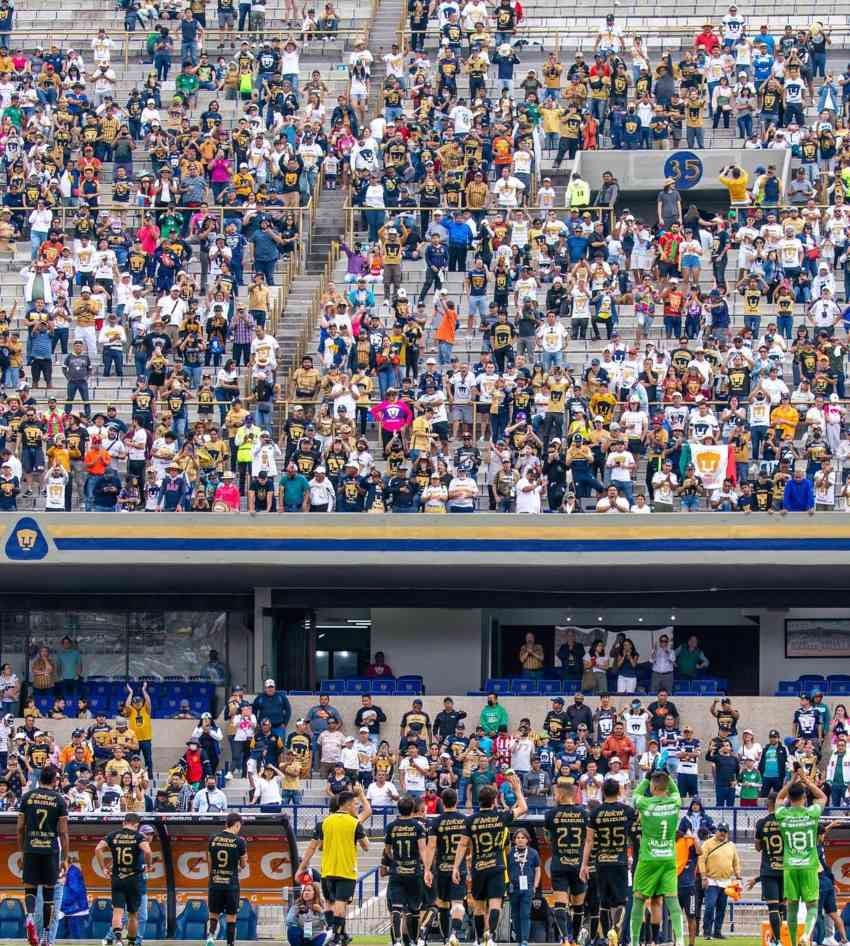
[370, 609, 484, 694]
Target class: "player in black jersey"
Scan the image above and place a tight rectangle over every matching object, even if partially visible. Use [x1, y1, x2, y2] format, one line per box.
[206, 813, 248, 946]
[413, 796, 440, 944]
[95, 812, 152, 946]
[545, 779, 589, 946]
[582, 779, 636, 946]
[17, 765, 68, 946]
[452, 775, 527, 946]
[384, 795, 431, 946]
[752, 792, 785, 946]
[427, 788, 468, 946]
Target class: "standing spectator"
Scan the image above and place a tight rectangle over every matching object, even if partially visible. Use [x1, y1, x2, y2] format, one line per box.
[711, 697, 741, 752]
[601, 721, 637, 771]
[122, 683, 153, 776]
[252, 679, 292, 742]
[316, 717, 345, 778]
[826, 735, 850, 806]
[399, 744, 429, 799]
[758, 729, 788, 796]
[739, 757, 763, 807]
[192, 774, 229, 812]
[479, 693, 509, 735]
[54, 636, 82, 706]
[0, 664, 20, 715]
[677, 724, 702, 798]
[739, 730, 763, 765]
[674, 636, 710, 682]
[305, 695, 342, 768]
[522, 755, 552, 810]
[519, 633, 544, 679]
[647, 690, 679, 735]
[699, 823, 741, 939]
[556, 629, 585, 687]
[203, 649, 228, 716]
[794, 694, 823, 745]
[433, 698, 466, 743]
[706, 741, 740, 808]
[354, 694, 386, 745]
[649, 633, 675, 692]
[565, 693, 593, 734]
[30, 645, 55, 692]
[365, 652, 393, 677]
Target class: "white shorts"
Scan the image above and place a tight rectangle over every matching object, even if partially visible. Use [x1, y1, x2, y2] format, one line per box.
[246, 757, 258, 775]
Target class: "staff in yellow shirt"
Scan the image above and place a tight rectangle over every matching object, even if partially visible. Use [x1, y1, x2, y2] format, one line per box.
[718, 164, 750, 205]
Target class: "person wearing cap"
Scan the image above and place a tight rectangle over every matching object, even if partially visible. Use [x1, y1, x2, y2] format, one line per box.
[252, 678, 292, 742]
[354, 693, 387, 746]
[698, 820, 742, 939]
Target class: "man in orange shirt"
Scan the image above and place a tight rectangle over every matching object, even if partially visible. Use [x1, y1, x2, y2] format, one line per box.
[601, 720, 637, 770]
[434, 298, 458, 366]
[83, 435, 110, 511]
[59, 728, 93, 767]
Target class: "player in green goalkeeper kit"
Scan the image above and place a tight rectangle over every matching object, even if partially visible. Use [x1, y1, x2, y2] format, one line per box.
[630, 765, 686, 946]
[775, 770, 827, 946]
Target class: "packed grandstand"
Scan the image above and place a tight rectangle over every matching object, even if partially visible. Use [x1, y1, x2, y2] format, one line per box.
[0, 0, 845, 512]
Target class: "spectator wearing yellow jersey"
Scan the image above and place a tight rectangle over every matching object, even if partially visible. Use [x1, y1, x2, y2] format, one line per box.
[122, 682, 153, 775]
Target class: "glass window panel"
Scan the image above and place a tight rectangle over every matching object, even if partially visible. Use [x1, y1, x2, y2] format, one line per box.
[29, 612, 126, 678]
[1, 613, 29, 679]
[226, 611, 253, 690]
[128, 612, 226, 679]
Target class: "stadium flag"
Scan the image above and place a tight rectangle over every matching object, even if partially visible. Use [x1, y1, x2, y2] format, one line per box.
[687, 443, 735, 489]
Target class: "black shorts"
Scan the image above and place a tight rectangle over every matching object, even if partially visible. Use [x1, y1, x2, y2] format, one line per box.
[436, 872, 467, 903]
[112, 876, 144, 914]
[761, 874, 784, 904]
[471, 867, 505, 902]
[678, 884, 698, 919]
[22, 852, 59, 888]
[420, 874, 436, 907]
[322, 876, 356, 904]
[208, 886, 239, 916]
[552, 866, 586, 897]
[387, 875, 424, 913]
[596, 865, 628, 907]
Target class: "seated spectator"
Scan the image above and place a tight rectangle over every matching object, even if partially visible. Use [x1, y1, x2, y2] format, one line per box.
[365, 651, 393, 677]
[192, 773, 229, 812]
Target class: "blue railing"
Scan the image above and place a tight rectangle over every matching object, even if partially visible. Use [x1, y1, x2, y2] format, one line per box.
[356, 867, 382, 907]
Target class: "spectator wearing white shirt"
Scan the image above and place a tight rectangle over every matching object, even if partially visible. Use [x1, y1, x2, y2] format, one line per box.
[605, 441, 636, 503]
[399, 745, 430, 798]
[515, 468, 543, 513]
[192, 776, 229, 812]
[308, 467, 336, 511]
[366, 771, 400, 807]
[493, 167, 525, 209]
[650, 634, 676, 692]
[596, 485, 631, 513]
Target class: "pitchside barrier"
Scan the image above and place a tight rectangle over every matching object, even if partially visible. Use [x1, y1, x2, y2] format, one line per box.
[0, 813, 299, 937]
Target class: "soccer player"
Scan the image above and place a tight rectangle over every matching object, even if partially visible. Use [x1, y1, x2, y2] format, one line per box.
[95, 812, 152, 946]
[752, 790, 785, 946]
[296, 785, 372, 946]
[17, 764, 69, 946]
[385, 795, 432, 946]
[428, 787, 468, 946]
[452, 774, 527, 945]
[775, 771, 827, 946]
[581, 777, 635, 946]
[205, 813, 248, 946]
[629, 767, 686, 946]
[546, 779, 589, 945]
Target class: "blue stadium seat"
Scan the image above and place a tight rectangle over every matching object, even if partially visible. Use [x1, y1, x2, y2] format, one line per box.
[370, 678, 396, 695]
[320, 679, 346, 695]
[540, 679, 563, 696]
[483, 678, 511, 695]
[57, 914, 91, 939]
[34, 693, 53, 715]
[694, 680, 719, 695]
[344, 678, 370, 695]
[831, 682, 850, 696]
[798, 675, 826, 693]
[828, 675, 850, 684]
[288, 690, 316, 696]
[88, 898, 113, 940]
[673, 682, 694, 695]
[775, 680, 799, 696]
[176, 899, 209, 940]
[511, 678, 540, 696]
[0, 898, 25, 939]
[235, 900, 257, 941]
[142, 899, 166, 941]
[395, 678, 423, 696]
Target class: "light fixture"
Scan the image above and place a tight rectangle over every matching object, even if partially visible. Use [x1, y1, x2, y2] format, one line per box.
[638, 617, 643, 623]
[318, 633, 325, 640]
[597, 616, 603, 622]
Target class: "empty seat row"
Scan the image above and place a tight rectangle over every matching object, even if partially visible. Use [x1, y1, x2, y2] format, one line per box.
[31, 680, 215, 718]
[319, 676, 424, 696]
[775, 674, 849, 696]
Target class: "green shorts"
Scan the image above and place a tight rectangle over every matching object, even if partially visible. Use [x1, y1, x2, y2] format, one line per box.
[632, 859, 678, 898]
[784, 867, 820, 903]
